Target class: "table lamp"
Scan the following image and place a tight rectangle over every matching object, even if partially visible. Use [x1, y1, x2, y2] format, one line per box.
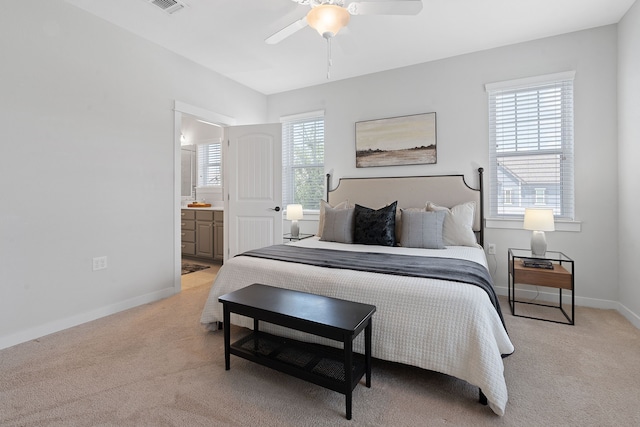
[286, 204, 303, 238]
[523, 208, 555, 257]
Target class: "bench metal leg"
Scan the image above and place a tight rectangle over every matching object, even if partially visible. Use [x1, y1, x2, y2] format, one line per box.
[365, 319, 372, 388]
[344, 336, 353, 420]
[479, 389, 488, 405]
[223, 305, 230, 370]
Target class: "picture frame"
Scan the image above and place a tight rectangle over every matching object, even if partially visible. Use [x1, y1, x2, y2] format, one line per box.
[355, 112, 437, 168]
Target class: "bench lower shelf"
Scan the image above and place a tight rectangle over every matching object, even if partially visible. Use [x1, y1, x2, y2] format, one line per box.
[231, 331, 366, 394]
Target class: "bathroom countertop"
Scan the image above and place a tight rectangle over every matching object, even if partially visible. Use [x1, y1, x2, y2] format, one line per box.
[181, 206, 224, 211]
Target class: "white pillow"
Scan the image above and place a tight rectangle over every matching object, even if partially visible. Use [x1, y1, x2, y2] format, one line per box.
[426, 201, 479, 248]
[317, 200, 353, 237]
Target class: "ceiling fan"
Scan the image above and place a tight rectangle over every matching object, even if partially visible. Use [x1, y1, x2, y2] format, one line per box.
[266, 0, 423, 44]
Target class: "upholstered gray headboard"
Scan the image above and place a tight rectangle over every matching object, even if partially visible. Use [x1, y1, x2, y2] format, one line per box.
[326, 168, 485, 246]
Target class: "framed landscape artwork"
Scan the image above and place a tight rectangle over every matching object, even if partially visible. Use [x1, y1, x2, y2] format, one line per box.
[355, 112, 437, 168]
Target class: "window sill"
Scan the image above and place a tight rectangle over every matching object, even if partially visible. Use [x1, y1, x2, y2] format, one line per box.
[283, 212, 320, 221]
[196, 186, 222, 193]
[486, 218, 581, 232]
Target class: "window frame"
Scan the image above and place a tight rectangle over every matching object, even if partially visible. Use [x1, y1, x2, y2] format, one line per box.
[197, 139, 223, 188]
[281, 110, 325, 213]
[486, 71, 575, 221]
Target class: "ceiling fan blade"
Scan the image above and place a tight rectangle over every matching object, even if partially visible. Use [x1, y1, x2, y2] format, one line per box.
[347, 0, 423, 16]
[335, 27, 359, 55]
[265, 16, 308, 44]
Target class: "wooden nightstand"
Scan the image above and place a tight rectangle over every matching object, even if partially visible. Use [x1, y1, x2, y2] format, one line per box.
[508, 248, 575, 325]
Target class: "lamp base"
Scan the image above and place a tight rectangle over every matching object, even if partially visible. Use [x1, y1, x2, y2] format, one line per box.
[290, 220, 299, 239]
[530, 231, 547, 258]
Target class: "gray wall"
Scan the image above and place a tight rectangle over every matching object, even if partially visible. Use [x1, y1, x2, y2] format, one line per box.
[0, 0, 267, 348]
[618, 1, 640, 322]
[268, 25, 630, 322]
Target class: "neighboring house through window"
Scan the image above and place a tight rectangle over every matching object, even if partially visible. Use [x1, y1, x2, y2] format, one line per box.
[281, 110, 325, 211]
[486, 71, 575, 220]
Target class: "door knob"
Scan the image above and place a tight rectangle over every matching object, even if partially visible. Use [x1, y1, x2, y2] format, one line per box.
[270, 206, 281, 212]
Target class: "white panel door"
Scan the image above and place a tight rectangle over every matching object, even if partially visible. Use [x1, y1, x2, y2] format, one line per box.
[225, 123, 282, 261]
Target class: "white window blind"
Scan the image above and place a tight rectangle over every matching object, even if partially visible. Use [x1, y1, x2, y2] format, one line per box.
[197, 142, 222, 187]
[281, 111, 325, 211]
[486, 72, 575, 220]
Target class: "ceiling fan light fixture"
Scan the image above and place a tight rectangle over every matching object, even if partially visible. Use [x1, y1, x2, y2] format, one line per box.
[306, 4, 350, 39]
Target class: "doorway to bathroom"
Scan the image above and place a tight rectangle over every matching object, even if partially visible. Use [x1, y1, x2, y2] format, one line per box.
[173, 101, 236, 293]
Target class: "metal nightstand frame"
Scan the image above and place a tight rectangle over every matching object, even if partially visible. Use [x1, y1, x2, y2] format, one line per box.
[508, 248, 575, 325]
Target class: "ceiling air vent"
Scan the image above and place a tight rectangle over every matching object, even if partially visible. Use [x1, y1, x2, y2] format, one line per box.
[148, 0, 185, 14]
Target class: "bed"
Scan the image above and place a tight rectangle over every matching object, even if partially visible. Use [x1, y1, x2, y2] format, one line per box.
[200, 169, 514, 416]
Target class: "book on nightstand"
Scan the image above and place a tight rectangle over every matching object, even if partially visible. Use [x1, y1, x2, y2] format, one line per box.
[522, 259, 554, 269]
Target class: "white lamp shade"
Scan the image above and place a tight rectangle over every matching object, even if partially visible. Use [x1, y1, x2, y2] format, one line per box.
[306, 4, 350, 38]
[523, 208, 555, 232]
[286, 204, 304, 220]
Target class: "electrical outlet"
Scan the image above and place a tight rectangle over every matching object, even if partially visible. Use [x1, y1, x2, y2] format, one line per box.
[92, 256, 107, 271]
[487, 243, 496, 255]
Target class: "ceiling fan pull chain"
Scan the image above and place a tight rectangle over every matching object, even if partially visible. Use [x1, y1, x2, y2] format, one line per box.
[326, 36, 333, 79]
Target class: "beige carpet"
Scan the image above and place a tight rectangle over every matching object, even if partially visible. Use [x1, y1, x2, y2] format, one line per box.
[181, 262, 221, 291]
[1, 284, 639, 426]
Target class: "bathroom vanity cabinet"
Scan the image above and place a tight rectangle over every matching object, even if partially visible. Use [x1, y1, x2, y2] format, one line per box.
[181, 209, 223, 261]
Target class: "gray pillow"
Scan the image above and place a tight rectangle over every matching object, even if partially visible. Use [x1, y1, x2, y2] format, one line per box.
[399, 210, 446, 249]
[320, 206, 354, 243]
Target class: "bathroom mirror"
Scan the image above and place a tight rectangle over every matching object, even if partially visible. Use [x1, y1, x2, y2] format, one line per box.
[180, 113, 223, 199]
[181, 146, 196, 197]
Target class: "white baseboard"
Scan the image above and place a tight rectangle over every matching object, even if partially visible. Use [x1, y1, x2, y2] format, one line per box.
[495, 286, 640, 328]
[0, 287, 177, 351]
[617, 302, 640, 329]
[3, 285, 637, 351]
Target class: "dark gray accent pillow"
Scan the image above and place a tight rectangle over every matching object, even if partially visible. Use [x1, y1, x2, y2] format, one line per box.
[320, 206, 354, 243]
[400, 210, 446, 249]
[354, 201, 397, 246]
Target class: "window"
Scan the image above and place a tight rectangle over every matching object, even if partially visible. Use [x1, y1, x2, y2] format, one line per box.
[486, 71, 575, 220]
[197, 142, 222, 187]
[281, 111, 325, 211]
[504, 189, 513, 205]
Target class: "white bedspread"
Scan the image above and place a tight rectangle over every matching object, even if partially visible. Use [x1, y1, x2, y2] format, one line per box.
[200, 238, 514, 415]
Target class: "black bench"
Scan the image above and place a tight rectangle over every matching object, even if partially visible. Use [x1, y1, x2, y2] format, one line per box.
[218, 283, 376, 420]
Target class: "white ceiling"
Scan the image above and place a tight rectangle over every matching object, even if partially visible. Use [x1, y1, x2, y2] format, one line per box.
[65, 0, 635, 95]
